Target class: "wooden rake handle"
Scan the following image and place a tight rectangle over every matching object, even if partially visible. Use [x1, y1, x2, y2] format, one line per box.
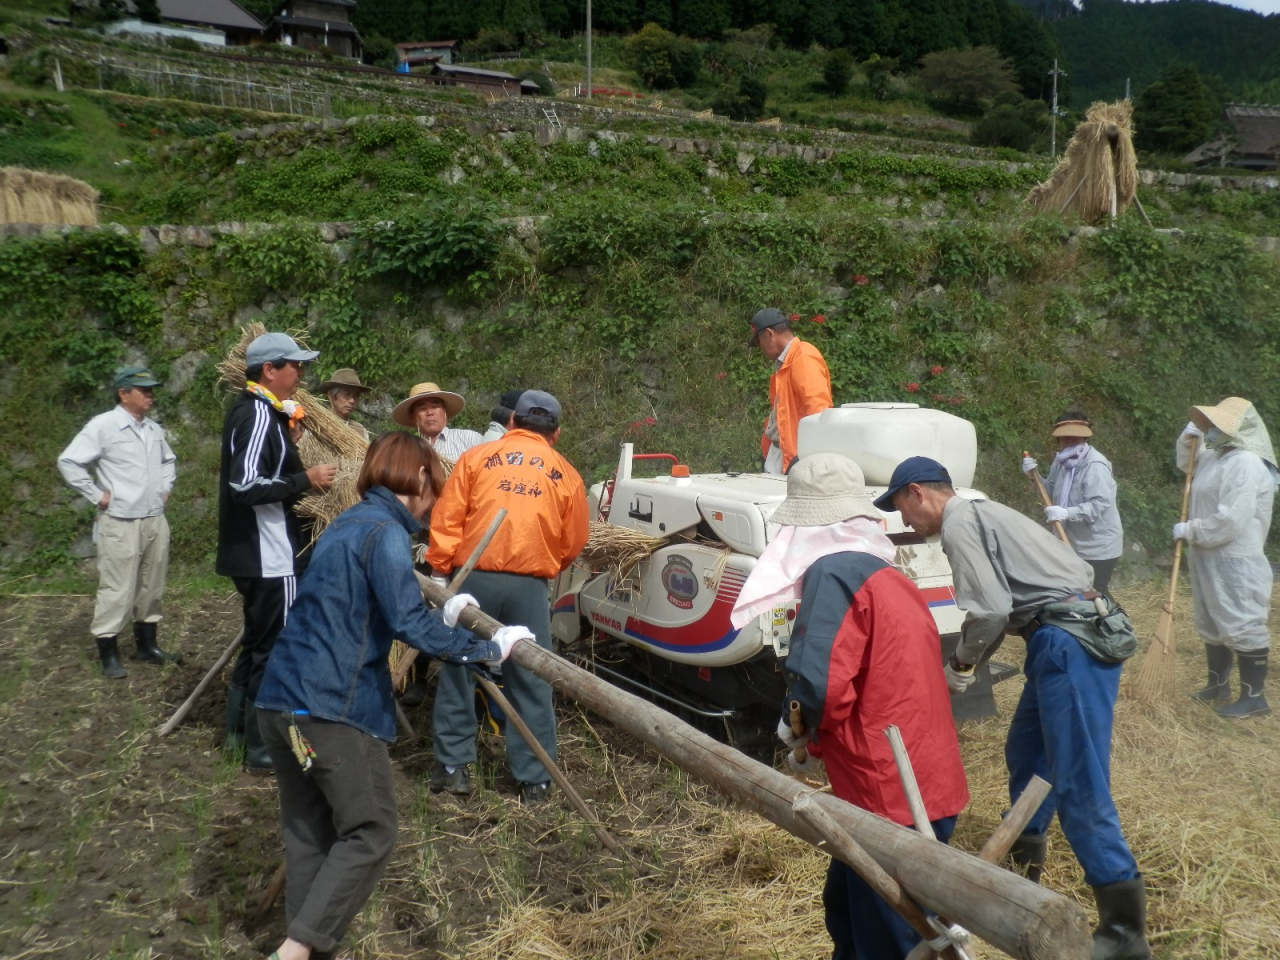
[1024, 452, 1069, 544]
[789, 699, 808, 764]
[1167, 436, 1199, 608]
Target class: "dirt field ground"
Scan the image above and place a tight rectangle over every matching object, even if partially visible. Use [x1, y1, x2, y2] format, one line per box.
[2, 574, 1279, 960]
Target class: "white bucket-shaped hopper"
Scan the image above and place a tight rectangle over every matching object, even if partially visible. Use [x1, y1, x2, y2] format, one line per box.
[796, 403, 977, 487]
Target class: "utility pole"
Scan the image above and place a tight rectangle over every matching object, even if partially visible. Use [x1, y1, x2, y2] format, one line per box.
[585, 0, 592, 99]
[1048, 59, 1067, 158]
[1124, 77, 1130, 101]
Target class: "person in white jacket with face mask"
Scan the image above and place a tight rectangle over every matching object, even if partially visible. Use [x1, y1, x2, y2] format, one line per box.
[1021, 411, 1124, 593]
[1175, 397, 1277, 718]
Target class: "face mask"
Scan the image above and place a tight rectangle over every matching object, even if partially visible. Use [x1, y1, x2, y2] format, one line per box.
[1205, 426, 1228, 450]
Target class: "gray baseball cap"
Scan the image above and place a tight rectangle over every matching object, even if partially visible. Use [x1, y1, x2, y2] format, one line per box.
[245, 332, 320, 367]
[748, 307, 789, 344]
[514, 389, 561, 426]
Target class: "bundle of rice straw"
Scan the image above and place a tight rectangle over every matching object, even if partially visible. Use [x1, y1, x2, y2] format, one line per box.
[0, 166, 99, 226]
[579, 522, 668, 584]
[1026, 100, 1138, 224]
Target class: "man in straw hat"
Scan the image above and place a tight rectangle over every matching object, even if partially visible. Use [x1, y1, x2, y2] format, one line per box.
[427, 390, 589, 803]
[58, 366, 180, 679]
[392, 382, 484, 462]
[319, 367, 372, 442]
[217, 332, 337, 772]
[880, 457, 1149, 960]
[1175, 397, 1277, 718]
[1022, 410, 1124, 593]
[749, 307, 832, 475]
[731, 453, 968, 960]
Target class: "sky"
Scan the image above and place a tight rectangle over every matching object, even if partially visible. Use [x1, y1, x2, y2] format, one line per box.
[1150, 0, 1280, 11]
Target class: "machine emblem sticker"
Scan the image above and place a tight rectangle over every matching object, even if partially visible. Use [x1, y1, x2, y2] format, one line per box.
[661, 554, 699, 609]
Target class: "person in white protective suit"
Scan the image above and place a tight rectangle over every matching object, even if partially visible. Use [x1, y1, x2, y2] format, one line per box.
[1175, 397, 1277, 718]
[1022, 411, 1124, 593]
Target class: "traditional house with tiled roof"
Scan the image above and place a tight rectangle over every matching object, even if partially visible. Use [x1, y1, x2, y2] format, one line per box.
[1184, 104, 1280, 171]
[267, 0, 362, 60]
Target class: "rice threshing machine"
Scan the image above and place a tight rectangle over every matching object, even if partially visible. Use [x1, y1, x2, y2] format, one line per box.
[551, 403, 1014, 751]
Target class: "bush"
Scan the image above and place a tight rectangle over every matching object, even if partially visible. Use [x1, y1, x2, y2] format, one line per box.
[862, 54, 898, 101]
[519, 71, 556, 95]
[463, 28, 520, 59]
[712, 74, 767, 121]
[362, 34, 397, 69]
[972, 95, 1048, 152]
[623, 23, 701, 90]
[823, 49, 855, 95]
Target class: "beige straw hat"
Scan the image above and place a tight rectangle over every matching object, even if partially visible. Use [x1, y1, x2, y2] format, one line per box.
[1052, 417, 1093, 439]
[319, 368, 371, 394]
[771, 453, 881, 526]
[1189, 396, 1252, 437]
[392, 382, 465, 427]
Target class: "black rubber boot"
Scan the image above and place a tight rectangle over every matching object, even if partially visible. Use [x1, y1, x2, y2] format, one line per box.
[243, 705, 273, 773]
[1191, 643, 1233, 702]
[96, 636, 128, 680]
[1090, 876, 1151, 960]
[132, 621, 181, 664]
[1009, 832, 1048, 884]
[222, 685, 248, 757]
[1218, 650, 1270, 719]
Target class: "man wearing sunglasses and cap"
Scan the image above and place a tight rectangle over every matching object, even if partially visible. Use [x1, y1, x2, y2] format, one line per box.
[216, 332, 337, 771]
[749, 308, 832, 474]
[1176, 398, 1277, 718]
[59, 366, 179, 679]
[880, 457, 1149, 960]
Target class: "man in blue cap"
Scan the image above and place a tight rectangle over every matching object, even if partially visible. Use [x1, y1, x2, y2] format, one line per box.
[59, 366, 179, 679]
[876, 457, 1150, 960]
[217, 332, 336, 771]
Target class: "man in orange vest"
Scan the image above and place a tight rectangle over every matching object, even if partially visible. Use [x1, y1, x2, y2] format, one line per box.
[426, 390, 589, 803]
[751, 308, 833, 474]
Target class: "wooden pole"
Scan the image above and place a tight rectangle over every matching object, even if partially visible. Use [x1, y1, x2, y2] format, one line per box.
[788, 699, 808, 764]
[255, 861, 287, 919]
[417, 580, 1093, 960]
[1024, 453, 1070, 544]
[158, 629, 245, 736]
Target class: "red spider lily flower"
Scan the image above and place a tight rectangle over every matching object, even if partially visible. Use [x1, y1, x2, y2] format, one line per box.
[853, 274, 869, 286]
[117, 122, 128, 128]
[644, 416, 657, 426]
[930, 365, 945, 375]
[811, 315, 827, 324]
[931, 393, 944, 402]
[788, 313, 801, 321]
[949, 395, 964, 406]
[151, 128, 161, 134]
[905, 383, 920, 393]
[715, 371, 728, 380]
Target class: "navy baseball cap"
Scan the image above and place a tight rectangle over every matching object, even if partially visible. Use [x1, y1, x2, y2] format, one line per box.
[748, 307, 788, 344]
[873, 456, 953, 512]
[499, 389, 525, 410]
[514, 389, 561, 426]
[114, 366, 160, 389]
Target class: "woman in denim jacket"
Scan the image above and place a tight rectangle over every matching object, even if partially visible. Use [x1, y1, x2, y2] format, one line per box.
[255, 432, 529, 960]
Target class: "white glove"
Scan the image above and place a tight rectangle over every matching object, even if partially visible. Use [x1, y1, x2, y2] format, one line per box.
[786, 752, 823, 776]
[944, 660, 977, 695]
[1182, 421, 1202, 439]
[412, 543, 430, 565]
[1044, 505, 1069, 523]
[1173, 522, 1190, 541]
[1021, 455, 1038, 474]
[442, 593, 478, 628]
[490, 625, 534, 663]
[776, 716, 808, 751]
[430, 573, 448, 589]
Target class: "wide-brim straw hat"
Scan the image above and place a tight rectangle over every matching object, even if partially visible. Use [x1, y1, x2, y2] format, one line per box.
[1190, 396, 1252, 437]
[771, 453, 881, 527]
[1052, 418, 1093, 439]
[319, 368, 371, 394]
[392, 382, 465, 427]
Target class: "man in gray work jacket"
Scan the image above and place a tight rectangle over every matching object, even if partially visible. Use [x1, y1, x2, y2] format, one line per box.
[879, 456, 1150, 960]
[58, 366, 179, 679]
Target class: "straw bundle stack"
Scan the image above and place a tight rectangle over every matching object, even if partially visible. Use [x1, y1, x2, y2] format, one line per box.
[579, 522, 668, 584]
[1027, 101, 1138, 224]
[0, 167, 99, 226]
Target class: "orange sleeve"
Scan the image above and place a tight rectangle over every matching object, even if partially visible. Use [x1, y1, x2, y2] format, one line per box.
[779, 344, 832, 469]
[426, 455, 473, 573]
[558, 474, 590, 570]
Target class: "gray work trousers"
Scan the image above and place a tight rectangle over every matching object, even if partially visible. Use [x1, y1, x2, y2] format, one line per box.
[261, 712, 397, 955]
[431, 569, 556, 785]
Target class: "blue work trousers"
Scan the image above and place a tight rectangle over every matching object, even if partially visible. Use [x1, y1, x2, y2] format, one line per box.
[824, 816, 956, 960]
[1005, 624, 1138, 887]
[432, 570, 557, 785]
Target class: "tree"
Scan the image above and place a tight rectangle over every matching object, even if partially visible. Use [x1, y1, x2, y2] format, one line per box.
[677, 0, 730, 39]
[135, 0, 162, 23]
[711, 74, 768, 121]
[1133, 64, 1219, 155]
[462, 28, 520, 59]
[916, 46, 1021, 109]
[622, 23, 701, 90]
[972, 93, 1049, 151]
[862, 54, 898, 101]
[362, 34, 397, 69]
[823, 48, 854, 95]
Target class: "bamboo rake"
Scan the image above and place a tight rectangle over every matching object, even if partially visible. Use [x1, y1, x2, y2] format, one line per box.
[1024, 452, 1070, 544]
[788, 699, 808, 765]
[1133, 436, 1199, 703]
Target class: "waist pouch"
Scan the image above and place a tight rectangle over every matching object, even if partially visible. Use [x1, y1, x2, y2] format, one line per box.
[1035, 596, 1137, 664]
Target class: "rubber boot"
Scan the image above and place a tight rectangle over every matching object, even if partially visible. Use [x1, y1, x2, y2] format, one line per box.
[1008, 832, 1047, 884]
[96, 636, 128, 680]
[1191, 643, 1233, 702]
[132, 621, 180, 664]
[243, 704, 273, 773]
[1218, 650, 1270, 719]
[222, 685, 248, 757]
[1090, 876, 1151, 960]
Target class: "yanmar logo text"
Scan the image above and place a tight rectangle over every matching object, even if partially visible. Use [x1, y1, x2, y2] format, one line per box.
[589, 611, 622, 631]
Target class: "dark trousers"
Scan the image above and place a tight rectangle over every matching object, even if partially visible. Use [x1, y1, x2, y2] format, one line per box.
[231, 575, 295, 698]
[824, 816, 957, 960]
[1087, 557, 1119, 595]
[432, 569, 556, 785]
[1005, 624, 1138, 887]
[261, 712, 397, 955]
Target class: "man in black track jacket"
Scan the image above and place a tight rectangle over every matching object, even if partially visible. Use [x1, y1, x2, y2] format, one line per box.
[216, 332, 335, 771]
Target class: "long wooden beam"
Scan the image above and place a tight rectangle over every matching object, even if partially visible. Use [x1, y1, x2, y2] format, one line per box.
[416, 574, 1091, 960]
